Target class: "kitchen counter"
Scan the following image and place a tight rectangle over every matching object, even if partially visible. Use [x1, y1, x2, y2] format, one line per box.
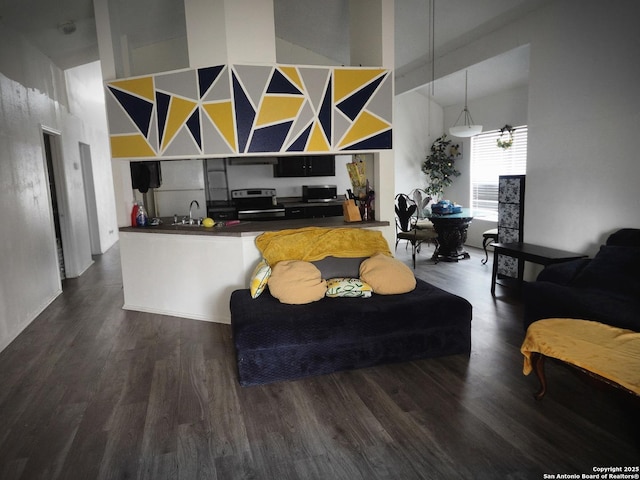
[119, 216, 391, 324]
[120, 216, 389, 237]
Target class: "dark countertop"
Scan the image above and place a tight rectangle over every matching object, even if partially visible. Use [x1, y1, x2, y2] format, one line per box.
[120, 216, 389, 237]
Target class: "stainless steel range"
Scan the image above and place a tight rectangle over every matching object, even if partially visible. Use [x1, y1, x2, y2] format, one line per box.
[231, 188, 285, 220]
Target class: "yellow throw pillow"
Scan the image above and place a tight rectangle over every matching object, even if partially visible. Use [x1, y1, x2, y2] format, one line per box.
[250, 259, 271, 299]
[326, 278, 373, 298]
[359, 253, 416, 294]
[268, 260, 327, 304]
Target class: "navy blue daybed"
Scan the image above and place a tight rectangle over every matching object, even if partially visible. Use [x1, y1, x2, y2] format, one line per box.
[230, 278, 472, 386]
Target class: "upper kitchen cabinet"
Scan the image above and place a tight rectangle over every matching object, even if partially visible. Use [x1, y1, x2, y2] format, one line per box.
[105, 64, 392, 160]
[273, 155, 335, 177]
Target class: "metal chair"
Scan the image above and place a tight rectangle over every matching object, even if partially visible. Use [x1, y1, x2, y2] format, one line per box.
[395, 193, 439, 268]
[481, 228, 498, 264]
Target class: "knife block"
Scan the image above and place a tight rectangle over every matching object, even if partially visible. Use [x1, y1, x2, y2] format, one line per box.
[343, 200, 362, 222]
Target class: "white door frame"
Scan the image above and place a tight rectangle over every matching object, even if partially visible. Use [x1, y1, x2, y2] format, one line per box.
[41, 125, 72, 282]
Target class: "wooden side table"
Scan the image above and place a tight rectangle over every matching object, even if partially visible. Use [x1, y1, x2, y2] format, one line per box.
[490, 242, 587, 295]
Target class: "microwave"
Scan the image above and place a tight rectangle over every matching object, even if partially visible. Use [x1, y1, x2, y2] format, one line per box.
[302, 185, 338, 202]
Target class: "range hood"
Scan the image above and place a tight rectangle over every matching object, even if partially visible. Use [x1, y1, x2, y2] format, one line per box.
[228, 157, 278, 166]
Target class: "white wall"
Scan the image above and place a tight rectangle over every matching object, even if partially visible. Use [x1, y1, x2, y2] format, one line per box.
[396, 0, 640, 255]
[525, 0, 640, 255]
[394, 90, 443, 196]
[0, 25, 116, 353]
[65, 61, 119, 253]
[444, 85, 529, 247]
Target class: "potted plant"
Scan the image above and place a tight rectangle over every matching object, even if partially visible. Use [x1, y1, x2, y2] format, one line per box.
[421, 134, 461, 199]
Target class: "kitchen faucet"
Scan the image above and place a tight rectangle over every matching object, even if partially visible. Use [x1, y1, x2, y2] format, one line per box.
[189, 200, 200, 224]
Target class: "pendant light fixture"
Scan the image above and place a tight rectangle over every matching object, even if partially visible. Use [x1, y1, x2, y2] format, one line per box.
[449, 70, 482, 138]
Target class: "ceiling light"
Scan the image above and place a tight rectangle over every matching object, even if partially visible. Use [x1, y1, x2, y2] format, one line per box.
[58, 20, 76, 35]
[449, 70, 482, 138]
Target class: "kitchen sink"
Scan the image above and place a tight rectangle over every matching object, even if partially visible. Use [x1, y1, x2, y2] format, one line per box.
[171, 222, 201, 227]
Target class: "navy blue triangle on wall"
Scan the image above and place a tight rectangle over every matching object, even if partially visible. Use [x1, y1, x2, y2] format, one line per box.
[336, 74, 385, 121]
[248, 121, 293, 153]
[198, 65, 225, 99]
[342, 129, 392, 151]
[156, 92, 171, 148]
[318, 77, 332, 144]
[186, 107, 202, 150]
[232, 72, 256, 154]
[233, 73, 256, 153]
[266, 69, 302, 95]
[287, 123, 313, 152]
[109, 87, 154, 138]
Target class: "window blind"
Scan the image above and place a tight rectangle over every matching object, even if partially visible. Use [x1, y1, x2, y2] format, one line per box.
[470, 126, 527, 219]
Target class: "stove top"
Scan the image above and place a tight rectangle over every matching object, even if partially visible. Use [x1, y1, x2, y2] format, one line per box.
[231, 189, 285, 220]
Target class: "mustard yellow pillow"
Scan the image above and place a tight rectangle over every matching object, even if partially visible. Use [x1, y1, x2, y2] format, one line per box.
[250, 259, 271, 299]
[359, 253, 416, 294]
[268, 260, 327, 304]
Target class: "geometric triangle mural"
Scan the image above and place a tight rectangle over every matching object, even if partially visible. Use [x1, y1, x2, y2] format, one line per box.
[105, 63, 392, 159]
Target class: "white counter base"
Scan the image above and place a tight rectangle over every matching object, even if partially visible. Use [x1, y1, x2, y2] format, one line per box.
[119, 231, 261, 324]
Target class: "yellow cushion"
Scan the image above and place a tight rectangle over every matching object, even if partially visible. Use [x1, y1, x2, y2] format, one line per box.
[521, 318, 640, 395]
[255, 227, 392, 265]
[249, 259, 271, 299]
[268, 260, 327, 304]
[359, 253, 416, 294]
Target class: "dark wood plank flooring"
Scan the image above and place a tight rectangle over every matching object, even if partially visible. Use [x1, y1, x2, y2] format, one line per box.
[0, 242, 638, 479]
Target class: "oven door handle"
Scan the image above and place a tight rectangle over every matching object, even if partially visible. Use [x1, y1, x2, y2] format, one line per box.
[237, 208, 285, 214]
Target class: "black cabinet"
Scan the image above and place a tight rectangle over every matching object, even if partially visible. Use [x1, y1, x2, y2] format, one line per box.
[284, 204, 343, 219]
[307, 204, 342, 218]
[284, 207, 306, 219]
[273, 155, 335, 177]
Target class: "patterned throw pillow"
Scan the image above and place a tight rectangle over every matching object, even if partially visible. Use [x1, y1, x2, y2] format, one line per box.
[326, 277, 373, 298]
[250, 259, 271, 299]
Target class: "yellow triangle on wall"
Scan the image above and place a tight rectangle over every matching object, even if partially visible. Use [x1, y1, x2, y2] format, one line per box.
[161, 97, 197, 151]
[333, 69, 385, 103]
[110, 134, 156, 158]
[256, 96, 304, 126]
[338, 111, 390, 149]
[203, 101, 237, 152]
[279, 66, 304, 92]
[306, 121, 330, 152]
[108, 77, 155, 101]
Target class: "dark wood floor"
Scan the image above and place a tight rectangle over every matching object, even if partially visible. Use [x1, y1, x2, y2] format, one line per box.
[0, 241, 638, 480]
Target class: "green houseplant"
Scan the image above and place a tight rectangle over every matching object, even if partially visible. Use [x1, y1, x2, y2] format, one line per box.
[421, 134, 461, 199]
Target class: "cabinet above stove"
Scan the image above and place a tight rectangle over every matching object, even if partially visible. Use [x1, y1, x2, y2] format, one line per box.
[273, 155, 335, 177]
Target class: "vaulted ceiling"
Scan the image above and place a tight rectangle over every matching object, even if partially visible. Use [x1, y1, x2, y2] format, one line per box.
[0, 0, 549, 106]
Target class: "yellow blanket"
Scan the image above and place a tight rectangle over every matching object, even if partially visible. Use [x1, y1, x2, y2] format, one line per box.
[255, 227, 392, 266]
[521, 318, 640, 395]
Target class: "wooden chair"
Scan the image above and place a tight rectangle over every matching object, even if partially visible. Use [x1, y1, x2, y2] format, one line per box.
[395, 194, 439, 268]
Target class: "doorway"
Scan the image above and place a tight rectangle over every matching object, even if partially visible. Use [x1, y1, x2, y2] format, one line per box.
[42, 130, 66, 281]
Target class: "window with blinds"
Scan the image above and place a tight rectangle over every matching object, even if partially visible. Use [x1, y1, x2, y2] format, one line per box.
[470, 126, 527, 220]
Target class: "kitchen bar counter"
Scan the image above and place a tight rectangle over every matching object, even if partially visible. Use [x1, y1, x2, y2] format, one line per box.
[119, 217, 391, 324]
[120, 216, 389, 236]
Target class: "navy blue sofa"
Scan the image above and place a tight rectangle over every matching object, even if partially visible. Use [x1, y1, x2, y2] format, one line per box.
[523, 228, 640, 332]
[230, 278, 472, 386]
